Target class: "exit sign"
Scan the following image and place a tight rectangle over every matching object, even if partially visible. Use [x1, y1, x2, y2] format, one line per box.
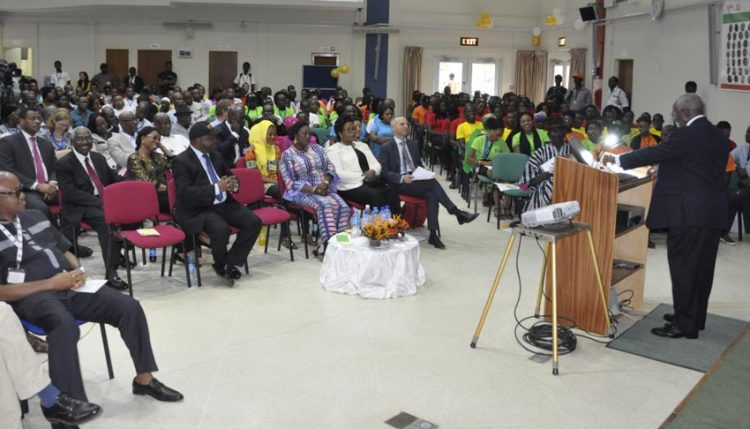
[460, 37, 479, 46]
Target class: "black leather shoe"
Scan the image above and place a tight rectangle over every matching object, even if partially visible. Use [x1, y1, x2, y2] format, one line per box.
[119, 255, 137, 270]
[74, 245, 93, 258]
[428, 234, 446, 249]
[106, 275, 129, 291]
[132, 378, 184, 402]
[225, 265, 242, 280]
[651, 323, 698, 339]
[212, 263, 226, 277]
[456, 210, 480, 225]
[662, 313, 705, 330]
[42, 393, 102, 425]
[212, 263, 235, 286]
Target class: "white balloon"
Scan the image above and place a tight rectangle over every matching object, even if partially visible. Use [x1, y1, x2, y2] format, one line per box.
[574, 18, 586, 31]
[556, 15, 565, 26]
[552, 8, 562, 18]
[532, 27, 542, 36]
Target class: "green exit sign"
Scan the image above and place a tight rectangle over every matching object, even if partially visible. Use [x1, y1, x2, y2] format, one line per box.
[460, 37, 479, 46]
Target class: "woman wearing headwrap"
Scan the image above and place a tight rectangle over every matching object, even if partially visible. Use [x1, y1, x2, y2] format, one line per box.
[248, 120, 296, 249]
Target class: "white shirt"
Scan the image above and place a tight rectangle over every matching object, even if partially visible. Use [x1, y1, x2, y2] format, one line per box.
[123, 97, 138, 110]
[393, 136, 415, 177]
[21, 130, 49, 185]
[686, 115, 704, 127]
[606, 86, 629, 110]
[159, 134, 190, 156]
[234, 72, 255, 88]
[307, 112, 321, 128]
[73, 148, 100, 195]
[189, 145, 225, 204]
[50, 70, 71, 88]
[326, 140, 381, 191]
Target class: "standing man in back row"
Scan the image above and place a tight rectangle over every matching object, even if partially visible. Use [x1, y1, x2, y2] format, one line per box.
[606, 76, 629, 111]
[604, 94, 728, 340]
[157, 61, 177, 96]
[234, 62, 256, 93]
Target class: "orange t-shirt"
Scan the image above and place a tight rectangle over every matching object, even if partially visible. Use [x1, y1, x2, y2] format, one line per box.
[726, 154, 736, 172]
[639, 134, 659, 149]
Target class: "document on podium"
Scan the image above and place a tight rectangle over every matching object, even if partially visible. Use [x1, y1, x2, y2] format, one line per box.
[412, 167, 436, 181]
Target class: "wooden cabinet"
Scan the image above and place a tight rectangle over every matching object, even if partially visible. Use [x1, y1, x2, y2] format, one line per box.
[548, 157, 653, 334]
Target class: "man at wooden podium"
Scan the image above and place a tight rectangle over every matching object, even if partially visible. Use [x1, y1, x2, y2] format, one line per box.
[604, 94, 729, 340]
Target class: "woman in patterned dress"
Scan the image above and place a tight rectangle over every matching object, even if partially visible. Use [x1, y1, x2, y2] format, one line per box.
[279, 121, 350, 250]
[126, 126, 172, 213]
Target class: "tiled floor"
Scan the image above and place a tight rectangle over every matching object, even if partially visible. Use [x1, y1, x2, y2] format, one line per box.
[20, 181, 750, 428]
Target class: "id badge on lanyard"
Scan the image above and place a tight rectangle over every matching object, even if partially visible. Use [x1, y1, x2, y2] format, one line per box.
[0, 217, 24, 283]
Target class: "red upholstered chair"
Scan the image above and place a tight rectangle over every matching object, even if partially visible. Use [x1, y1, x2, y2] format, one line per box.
[235, 157, 247, 169]
[164, 174, 202, 287]
[157, 170, 174, 224]
[102, 181, 189, 296]
[345, 199, 365, 211]
[398, 194, 439, 236]
[231, 168, 294, 261]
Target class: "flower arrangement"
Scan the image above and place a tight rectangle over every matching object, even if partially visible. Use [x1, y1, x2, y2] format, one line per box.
[361, 215, 410, 242]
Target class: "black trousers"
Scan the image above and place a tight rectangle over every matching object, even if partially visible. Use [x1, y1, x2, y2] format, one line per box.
[337, 183, 402, 215]
[12, 287, 158, 401]
[24, 191, 55, 225]
[61, 205, 121, 277]
[667, 226, 722, 334]
[396, 179, 457, 232]
[728, 187, 750, 231]
[201, 202, 262, 268]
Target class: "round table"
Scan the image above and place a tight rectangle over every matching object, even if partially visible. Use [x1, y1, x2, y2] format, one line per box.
[320, 233, 426, 299]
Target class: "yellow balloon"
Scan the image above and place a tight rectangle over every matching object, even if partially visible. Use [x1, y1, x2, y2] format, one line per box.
[545, 15, 557, 26]
[330, 68, 340, 79]
[532, 35, 542, 46]
[340, 65, 350, 74]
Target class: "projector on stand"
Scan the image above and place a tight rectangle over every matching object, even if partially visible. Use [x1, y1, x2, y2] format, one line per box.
[521, 201, 581, 228]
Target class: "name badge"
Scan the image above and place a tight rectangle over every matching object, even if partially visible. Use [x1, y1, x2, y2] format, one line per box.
[7, 268, 25, 284]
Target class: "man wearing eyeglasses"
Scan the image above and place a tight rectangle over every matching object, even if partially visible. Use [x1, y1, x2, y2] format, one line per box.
[0, 170, 184, 415]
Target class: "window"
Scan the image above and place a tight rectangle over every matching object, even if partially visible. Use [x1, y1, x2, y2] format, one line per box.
[549, 60, 570, 89]
[435, 57, 503, 95]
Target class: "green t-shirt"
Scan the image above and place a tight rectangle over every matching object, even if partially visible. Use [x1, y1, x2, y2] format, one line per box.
[511, 129, 550, 155]
[472, 133, 509, 161]
[581, 139, 597, 151]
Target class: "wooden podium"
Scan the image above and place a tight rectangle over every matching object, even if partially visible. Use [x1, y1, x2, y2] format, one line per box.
[548, 157, 653, 335]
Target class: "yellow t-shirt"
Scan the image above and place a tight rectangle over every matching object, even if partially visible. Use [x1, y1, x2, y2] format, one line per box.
[456, 121, 484, 143]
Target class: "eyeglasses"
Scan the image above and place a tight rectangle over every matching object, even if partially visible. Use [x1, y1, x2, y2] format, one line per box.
[0, 189, 22, 198]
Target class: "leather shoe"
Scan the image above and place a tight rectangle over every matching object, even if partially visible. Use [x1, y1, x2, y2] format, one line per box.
[212, 263, 236, 286]
[428, 233, 446, 249]
[105, 275, 129, 291]
[132, 377, 184, 402]
[455, 210, 480, 225]
[120, 255, 137, 270]
[26, 331, 48, 353]
[42, 393, 102, 425]
[225, 265, 242, 280]
[651, 323, 698, 339]
[74, 245, 93, 258]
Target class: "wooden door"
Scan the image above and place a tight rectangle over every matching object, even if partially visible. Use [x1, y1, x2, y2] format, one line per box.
[208, 51, 238, 96]
[616, 59, 633, 108]
[137, 50, 172, 90]
[106, 49, 128, 89]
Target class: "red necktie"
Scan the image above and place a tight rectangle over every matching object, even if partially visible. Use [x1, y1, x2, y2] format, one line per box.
[84, 157, 104, 196]
[29, 136, 47, 183]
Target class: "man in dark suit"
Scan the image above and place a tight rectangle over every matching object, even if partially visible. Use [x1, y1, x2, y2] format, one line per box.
[0, 172, 183, 408]
[172, 121, 262, 284]
[55, 127, 129, 291]
[0, 106, 59, 224]
[123, 67, 144, 92]
[379, 116, 479, 249]
[605, 94, 728, 339]
[216, 105, 249, 168]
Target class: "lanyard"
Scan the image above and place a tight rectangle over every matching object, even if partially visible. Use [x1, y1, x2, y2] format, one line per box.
[482, 135, 495, 160]
[0, 217, 23, 269]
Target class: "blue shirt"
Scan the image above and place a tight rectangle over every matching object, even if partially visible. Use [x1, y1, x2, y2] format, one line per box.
[731, 144, 750, 178]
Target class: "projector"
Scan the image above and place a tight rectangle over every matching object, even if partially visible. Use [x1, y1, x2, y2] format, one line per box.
[521, 201, 581, 228]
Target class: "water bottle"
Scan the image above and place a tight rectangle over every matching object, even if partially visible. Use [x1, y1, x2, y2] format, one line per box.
[258, 226, 267, 246]
[187, 253, 198, 286]
[372, 207, 380, 221]
[362, 205, 371, 225]
[149, 248, 157, 263]
[381, 206, 391, 220]
[351, 213, 361, 237]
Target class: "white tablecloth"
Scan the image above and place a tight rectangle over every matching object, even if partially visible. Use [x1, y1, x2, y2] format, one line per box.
[320, 233, 426, 299]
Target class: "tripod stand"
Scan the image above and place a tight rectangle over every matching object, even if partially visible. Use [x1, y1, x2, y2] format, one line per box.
[470, 221, 614, 375]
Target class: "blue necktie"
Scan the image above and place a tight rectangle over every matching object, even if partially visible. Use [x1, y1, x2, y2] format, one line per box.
[202, 153, 225, 203]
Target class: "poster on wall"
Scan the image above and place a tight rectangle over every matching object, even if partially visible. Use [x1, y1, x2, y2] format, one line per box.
[721, 0, 750, 91]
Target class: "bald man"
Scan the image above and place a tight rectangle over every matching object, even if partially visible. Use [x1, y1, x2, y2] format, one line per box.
[605, 94, 729, 339]
[378, 116, 479, 249]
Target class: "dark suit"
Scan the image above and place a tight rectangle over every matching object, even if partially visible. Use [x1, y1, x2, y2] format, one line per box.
[55, 150, 123, 275]
[0, 131, 57, 222]
[620, 116, 729, 334]
[378, 137, 458, 232]
[172, 147, 261, 268]
[123, 74, 144, 92]
[216, 127, 249, 168]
